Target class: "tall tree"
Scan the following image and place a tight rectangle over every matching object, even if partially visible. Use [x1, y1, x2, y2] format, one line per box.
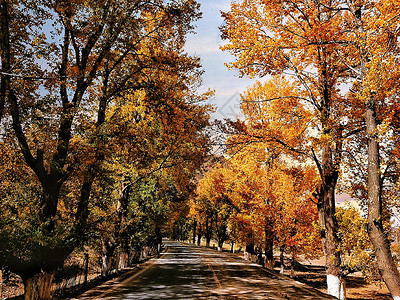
[345, 0, 400, 297]
[220, 1, 363, 297]
[0, 1, 205, 298]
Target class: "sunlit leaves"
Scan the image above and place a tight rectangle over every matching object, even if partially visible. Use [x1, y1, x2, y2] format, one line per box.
[0, 0, 211, 287]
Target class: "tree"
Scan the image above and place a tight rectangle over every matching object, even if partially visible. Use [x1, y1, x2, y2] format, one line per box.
[220, 1, 363, 297]
[195, 164, 233, 249]
[0, 1, 206, 298]
[344, 0, 400, 296]
[226, 141, 322, 268]
[193, 139, 322, 270]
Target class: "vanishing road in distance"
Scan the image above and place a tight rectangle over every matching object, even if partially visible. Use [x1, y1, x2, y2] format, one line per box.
[76, 240, 336, 300]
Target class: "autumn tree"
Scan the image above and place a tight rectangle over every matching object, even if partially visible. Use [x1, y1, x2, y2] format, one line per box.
[0, 0, 209, 298]
[194, 164, 234, 249]
[342, 1, 400, 297]
[193, 139, 321, 270]
[220, 0, 366, 297]
[273, 166, 322, 273]
[226, 139, 322, 267]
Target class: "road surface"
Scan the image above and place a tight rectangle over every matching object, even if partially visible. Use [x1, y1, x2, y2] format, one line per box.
[76, 240, 336, 299]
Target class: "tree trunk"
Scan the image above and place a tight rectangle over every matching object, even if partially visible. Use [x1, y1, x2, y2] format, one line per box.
[280, 246, 285, 274]
[245, 243, 255, 254]
[315, 142, 344, 300]
[197, 233, 202, 246]
[192, 220, 197, 244]
[217, 223, 227, 251]
[264, 225, 274, 269]
[244, 242, 255, 261]
[218, 239, 224, 251]
[317, 183, 344, 300]
[101, 238, 116, 276]
[24, 272, 53, 300]
[365, 98, 400, 299]
[205, 217, 211, 247]
[351, 4, 400, 297]
[290, 252, 295, 278]
[119, 252, 128, 269]
[257, 249, 264, 267]
[101, 254, 112, 276]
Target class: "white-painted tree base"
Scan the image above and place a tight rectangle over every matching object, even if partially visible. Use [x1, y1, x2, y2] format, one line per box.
[327, 274, 345, 300]
[393, 297, 400, 300]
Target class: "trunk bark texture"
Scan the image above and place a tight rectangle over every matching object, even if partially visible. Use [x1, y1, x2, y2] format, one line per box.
[352, 4, 400, 297]
[101, 238, 116, 276]
[24, 272, 53, 300]
[290, 252, 295, 278]
[315, 141, 344, 300]
[365, 99, 400, 298]
[264, 225, 274, 269]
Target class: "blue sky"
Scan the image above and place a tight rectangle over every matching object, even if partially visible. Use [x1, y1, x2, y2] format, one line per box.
[184, 0, 256, 120]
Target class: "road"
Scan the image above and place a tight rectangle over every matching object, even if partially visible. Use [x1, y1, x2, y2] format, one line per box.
[76, 240, 336, 299]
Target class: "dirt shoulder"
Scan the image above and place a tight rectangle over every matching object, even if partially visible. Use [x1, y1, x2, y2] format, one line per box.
[275, 264, 391, 300]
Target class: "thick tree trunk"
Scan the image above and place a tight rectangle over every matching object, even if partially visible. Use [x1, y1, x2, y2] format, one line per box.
[264, 225, 274, 269]
[365, 100, 400, 299]
[315, 142, 344, 300]
[351, 4, 400, 297]
[197, 233, 202, 246]
[217, 222, 227, 251]
[317, 183, 344, 300]
[245, 243, 255, 254]
[24, 272, 53, 300]
[244, 242, 255, 261]
[205, 236, 211, 247]
[119, 252, 128, 269]
[101, 254, 112, 276]
[256, 248, 264, 267]
[101, 238, 116, 276]
[40, 183, 62, 230]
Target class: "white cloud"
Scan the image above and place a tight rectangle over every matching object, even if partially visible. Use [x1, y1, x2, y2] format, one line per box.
[184, 0, 259, 119]
[185, 35, 220, 54]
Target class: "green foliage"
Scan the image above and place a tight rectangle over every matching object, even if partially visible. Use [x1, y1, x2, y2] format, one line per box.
[0, 0, 211, 290]
[336, 204, 377, 281]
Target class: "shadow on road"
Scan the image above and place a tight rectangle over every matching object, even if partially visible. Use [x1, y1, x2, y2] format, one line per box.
[75, 241, 337, 300]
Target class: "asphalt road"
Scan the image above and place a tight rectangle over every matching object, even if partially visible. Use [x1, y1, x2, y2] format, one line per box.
[76, 240, 336, 299]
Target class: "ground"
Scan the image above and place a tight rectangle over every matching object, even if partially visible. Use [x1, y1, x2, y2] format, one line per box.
[0, 240, 393, 299]
[281, 267, 391, 300]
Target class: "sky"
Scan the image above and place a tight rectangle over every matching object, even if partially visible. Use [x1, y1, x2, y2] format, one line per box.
[184, 0, 256, 120]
